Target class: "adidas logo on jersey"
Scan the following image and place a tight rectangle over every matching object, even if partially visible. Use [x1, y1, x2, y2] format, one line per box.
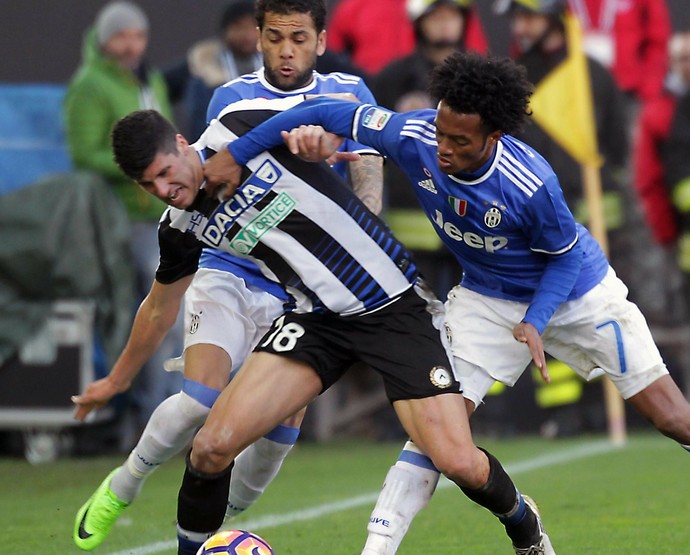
[417, 178, 438, 194]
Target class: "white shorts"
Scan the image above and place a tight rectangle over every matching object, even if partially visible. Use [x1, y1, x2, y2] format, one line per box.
[445, 267, 668, 406]
[182, 268, 285, 372]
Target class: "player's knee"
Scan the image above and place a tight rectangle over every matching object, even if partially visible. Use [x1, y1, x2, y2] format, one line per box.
[192, 424, 237, 470]
[653, 408, 690, 443]
[431, 449, 484, 488]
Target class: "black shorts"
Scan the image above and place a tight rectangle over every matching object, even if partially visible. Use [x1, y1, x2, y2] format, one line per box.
[254, 285, 461, 402]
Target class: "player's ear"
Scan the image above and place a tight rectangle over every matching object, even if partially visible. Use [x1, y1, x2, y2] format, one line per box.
[316, 29, 326, 56]
[176, 134, 189, 152]
[257, 27, 263, 53]
[488, 131, 502, 145]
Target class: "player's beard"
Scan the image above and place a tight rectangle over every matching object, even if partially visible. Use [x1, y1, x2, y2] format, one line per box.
[264, 60, 316, 91]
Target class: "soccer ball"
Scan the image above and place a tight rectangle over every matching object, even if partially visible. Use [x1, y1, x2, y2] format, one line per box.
[196, 529, 275, 555]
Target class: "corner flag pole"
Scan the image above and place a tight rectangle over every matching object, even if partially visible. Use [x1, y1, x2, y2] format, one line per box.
[530, 11, 627, 445]
[581, 162, 627, 445]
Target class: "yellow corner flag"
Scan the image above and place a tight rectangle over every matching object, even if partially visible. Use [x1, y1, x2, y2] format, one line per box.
[529, 12, 602, 167]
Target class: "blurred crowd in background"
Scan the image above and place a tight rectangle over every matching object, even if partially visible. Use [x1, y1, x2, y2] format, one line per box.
[2, 0, 690, 459]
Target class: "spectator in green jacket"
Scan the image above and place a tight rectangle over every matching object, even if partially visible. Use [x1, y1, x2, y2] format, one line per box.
[64, 1, 183, 442]
[64, 0, 171, 221]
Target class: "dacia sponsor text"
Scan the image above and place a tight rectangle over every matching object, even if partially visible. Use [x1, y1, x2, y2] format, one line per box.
[201, 159, 280, 246]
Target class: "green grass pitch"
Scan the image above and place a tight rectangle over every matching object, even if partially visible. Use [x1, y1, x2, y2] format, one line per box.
[1, 432, 687, 554]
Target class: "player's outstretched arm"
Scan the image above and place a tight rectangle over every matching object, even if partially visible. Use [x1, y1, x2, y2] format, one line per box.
[71, 275, 193, 421]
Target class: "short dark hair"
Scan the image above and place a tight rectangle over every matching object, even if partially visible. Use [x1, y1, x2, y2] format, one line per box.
[111, 110, 179, 181]
[428, 51, 533, 136]
[255, 0, 327, 33]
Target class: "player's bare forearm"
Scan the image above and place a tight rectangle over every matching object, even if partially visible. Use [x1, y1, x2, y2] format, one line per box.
[71, 276, 192, 420]
[349, 154, 384, 215]
[512, 321, 549, 382]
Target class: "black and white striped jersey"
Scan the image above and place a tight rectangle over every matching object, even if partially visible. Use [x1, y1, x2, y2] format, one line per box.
[157, 98, 418, 316]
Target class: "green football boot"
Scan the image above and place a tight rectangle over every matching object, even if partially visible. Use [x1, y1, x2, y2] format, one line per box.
[73, 469, 129, 550]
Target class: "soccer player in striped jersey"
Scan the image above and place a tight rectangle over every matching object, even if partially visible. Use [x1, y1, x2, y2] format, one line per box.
[71, 1, 383, 551]
[196, 0, 384, 529]
[211, 50, 690, 554]
[110, 97, 553, 555]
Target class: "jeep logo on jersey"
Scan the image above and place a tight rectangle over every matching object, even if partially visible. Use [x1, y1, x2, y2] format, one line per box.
[201, 160, 281, 246]
[484, 206, 502, 228]
[362, 107, 392, 131]
[230, 192, 296, 254]
[432, 209, 508, 253]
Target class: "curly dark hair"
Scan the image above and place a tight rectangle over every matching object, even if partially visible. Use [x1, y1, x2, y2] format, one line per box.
[255, 0, 327, 32]
[428, 51, 533, 136]
[111, 110, 179, 181]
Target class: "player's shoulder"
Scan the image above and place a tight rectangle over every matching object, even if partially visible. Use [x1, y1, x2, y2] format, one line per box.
[217, 96, 304, 120]
[496, 135, 557, 197]
[390, 109, 437, 145]
[313, 70, 365, 90]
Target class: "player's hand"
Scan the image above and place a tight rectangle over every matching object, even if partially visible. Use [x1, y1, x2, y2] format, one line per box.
[203, 147, 242, 200]
[512, 322, 550, 383]
[281, 125, 355, 164]
[71, 377, 125, 421]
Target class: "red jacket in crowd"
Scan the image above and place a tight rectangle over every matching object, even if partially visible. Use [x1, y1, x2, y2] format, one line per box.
[327, 0, 487, 75]
[634, 92, 679, 244]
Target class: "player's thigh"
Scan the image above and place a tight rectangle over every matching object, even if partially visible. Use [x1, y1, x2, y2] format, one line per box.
[627, 374, 690, 431]
[544, 271, 667, 398]
[184, 268, 284, 372]
[183, 343, 232, 391]
[199, 352, 322, 458]
[445, 286, 533, 390]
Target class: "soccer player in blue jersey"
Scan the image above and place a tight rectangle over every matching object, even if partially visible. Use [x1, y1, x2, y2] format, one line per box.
[205, 50, 690, 554]
[110, 98, 555, 555]
[71, 1, 384, 551]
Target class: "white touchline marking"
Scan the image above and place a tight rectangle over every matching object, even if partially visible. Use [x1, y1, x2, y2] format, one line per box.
[105, 439, 620, 555]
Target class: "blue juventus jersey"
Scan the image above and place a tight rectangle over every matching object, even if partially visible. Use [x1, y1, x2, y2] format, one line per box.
[157, 99, 417, 316]
[201, 69, 380, 293]
[227, 98, 611, 331]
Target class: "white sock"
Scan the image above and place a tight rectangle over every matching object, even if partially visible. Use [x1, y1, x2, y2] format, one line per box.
[110, 391, 210, 503]
[226, 425, 299, 518]
[682, 444, 690, 454]
[361, 441, 440, 555]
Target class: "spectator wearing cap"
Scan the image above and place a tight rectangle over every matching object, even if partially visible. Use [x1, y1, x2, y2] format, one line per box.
[64, 1, 182, 442]
[372, 0, 487, 300]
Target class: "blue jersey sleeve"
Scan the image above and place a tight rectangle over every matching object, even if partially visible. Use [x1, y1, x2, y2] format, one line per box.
[228, 97, 363, 163]
[229, 97, 409, 165]
[521, 241, 582, 333]
[519, 176, 583, 333]
[340, 77, 381, 157]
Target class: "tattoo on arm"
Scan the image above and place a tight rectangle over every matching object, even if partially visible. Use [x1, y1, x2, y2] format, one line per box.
[349, 154, 384, 215]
